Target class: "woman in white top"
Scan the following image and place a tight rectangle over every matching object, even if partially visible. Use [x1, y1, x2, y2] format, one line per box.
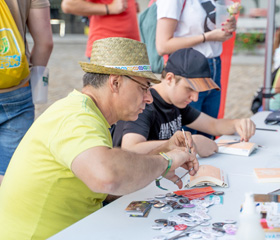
[156, 0, 236, 138]
[269, 28, 280, 111]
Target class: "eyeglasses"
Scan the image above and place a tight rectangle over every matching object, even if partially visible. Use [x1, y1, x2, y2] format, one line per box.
[124, 75, 151, 93]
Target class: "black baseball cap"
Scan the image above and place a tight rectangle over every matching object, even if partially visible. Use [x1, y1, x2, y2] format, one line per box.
[164, 48, 220, 92]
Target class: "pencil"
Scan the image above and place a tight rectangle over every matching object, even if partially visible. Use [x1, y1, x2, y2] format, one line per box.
[256, 128, 278, 132]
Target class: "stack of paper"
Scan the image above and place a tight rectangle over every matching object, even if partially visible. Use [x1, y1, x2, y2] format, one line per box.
[217, 139, 257, 157]
[254, 168, 280, 183]
[184, 165, 229, 188]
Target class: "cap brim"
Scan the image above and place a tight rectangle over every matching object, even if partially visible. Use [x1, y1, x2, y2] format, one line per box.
[79, 62, 161, 84]
[185, 78, 220, 92]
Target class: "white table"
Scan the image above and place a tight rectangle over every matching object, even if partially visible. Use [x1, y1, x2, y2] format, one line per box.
[49, 111, 280, 240]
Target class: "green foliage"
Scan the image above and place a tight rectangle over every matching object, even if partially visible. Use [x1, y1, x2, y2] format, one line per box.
[234, 32, 265, 52]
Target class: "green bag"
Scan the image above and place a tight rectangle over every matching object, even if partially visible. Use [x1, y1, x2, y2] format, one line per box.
[138, 3, 164, 74]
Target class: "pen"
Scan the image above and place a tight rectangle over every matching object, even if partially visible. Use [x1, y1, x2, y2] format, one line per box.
[182, 129, 191, 153]
[256, 128, 278, 132]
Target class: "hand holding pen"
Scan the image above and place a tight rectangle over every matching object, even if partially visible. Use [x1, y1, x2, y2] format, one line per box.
[182, 129, 192, 153]
[174, 129, 197, 184]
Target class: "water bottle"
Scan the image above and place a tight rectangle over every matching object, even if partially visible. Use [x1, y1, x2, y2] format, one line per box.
[235, 192, 265, 240]
[30, 66, 49, 104]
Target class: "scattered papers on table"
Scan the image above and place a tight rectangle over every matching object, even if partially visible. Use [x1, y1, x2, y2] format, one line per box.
[174, 186, 215, 200]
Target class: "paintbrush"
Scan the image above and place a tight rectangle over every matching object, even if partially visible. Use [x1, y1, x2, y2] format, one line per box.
[174, 129, 191, 185]
[182, 129, 191, 153]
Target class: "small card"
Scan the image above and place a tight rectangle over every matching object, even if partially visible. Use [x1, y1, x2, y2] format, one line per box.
[129, 207, 152, 218]
[125, 201, 152, 217]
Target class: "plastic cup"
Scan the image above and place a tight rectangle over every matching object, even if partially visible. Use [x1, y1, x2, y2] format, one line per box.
[216, 0, 232, 28]
[30, 66, 49, 104]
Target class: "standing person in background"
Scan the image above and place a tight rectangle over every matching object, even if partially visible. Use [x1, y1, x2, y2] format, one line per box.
[156, 0, 236, 139]
[269, 28, 280, 111]
[273, 28, 280, 71]
[0, 0, 53, 185]
[61, 0, 140, 59]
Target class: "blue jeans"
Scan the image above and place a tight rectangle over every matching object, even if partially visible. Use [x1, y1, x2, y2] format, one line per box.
[184, 56, 221, 139]
[0, 86, 34, 175]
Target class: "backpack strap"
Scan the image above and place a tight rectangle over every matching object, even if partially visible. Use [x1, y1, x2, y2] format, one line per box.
[148, 0, 157, 7]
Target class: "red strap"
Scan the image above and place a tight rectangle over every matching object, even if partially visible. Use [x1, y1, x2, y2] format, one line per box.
[148, 0, 156, 7]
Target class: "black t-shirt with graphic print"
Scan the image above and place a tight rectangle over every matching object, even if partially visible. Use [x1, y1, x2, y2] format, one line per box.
[111, 88, 201, 147]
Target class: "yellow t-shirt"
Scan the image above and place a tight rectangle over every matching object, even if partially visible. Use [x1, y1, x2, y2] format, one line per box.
[0, 90, 111, 239]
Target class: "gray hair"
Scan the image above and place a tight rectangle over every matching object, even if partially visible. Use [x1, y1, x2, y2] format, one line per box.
[83, 73, 110, 88]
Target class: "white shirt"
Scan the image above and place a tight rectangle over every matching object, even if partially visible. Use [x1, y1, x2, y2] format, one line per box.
[157, 0, 222, 58]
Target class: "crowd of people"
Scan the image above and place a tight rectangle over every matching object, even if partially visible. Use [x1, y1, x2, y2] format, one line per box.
[0, 0, 275, 239]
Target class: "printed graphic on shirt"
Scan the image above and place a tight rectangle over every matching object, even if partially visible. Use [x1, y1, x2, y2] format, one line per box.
[0, 30, 21, 69]
[159, 115, 182, 139]
[200, 0, 216, 32]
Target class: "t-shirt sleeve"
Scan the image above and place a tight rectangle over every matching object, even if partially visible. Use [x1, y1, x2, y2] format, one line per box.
[49, 113, 112, 169]
[181, 105, 201, 126]
[157, 0, 185, 20]
[31, 0, 50, 8]
[122, 105, 155, 140]
[111, 121, 125, 147]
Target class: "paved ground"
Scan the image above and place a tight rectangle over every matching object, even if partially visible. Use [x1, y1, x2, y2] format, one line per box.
[30, 34, 266, 120]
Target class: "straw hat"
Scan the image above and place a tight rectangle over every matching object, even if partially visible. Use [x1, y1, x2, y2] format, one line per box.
[79, 37, 160, 84]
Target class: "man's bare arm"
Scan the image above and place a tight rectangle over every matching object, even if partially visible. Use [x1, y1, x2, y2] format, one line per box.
[27, 7, 53, 66]
[71, 146, 198, 195]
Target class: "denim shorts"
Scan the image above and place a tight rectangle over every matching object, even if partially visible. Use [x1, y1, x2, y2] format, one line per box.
[0, 86, 34, 175]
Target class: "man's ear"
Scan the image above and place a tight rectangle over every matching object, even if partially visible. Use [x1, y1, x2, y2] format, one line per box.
[109, 75, 121, 93]
[165, 72, 176, 86]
